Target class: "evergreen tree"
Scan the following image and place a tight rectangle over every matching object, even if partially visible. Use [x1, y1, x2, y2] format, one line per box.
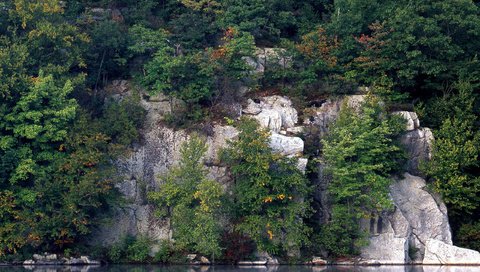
[148, 134, 223, 260]
[223, 118, 311, 255]
[320, 96, 405, 256]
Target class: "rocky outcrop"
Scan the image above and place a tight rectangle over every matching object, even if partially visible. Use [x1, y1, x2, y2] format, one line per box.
[244, 48, 291, 74]
[393, 111, 420, 131]
[391, 174, 452, 250]
[22, 254, 100, 266]
[360, 173, 452, 264]
[423, 239, 480, 264]
[243, 96, 298, 132]
[302, 99, 341, 137]
[400, 128, 434, 176]
[94, 81, 309, 246]
[242, 95, 307, 170]
[269, 133, 304, 156]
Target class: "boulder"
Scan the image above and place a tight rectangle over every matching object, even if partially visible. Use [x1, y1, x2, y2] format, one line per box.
[186, 254, 197, 261]
[244, 48, 291, 75]
[393, 111, 420, 131]
[80, 256, 101, 265]
[237, 260, 268, 265]
[423, 239, 480, 265]
[244, 96, 299, 131]
[311, 257, 327, 265]
[346, 95, 367, 110]
[23, 260, 35, 265]
[391, 173, 452, 261]
[297, 158, 308, 174]
[286, 126, 304, 134]
[262, 96, 298, 129]
[400, 128, 434, 176]
[243, 99, 262, 115]
[361, 173, 453, 264]
[360, 232, 409, 264]
[255, 48, 291, 69]
[256, 251, 279, 265]
[200, 256, 210, 264]
[269, 133, 304, 156]
[243, 56, 265, 74]
[253, 109, 282, 132]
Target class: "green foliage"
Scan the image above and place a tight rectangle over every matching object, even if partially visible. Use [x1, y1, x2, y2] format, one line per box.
[130, 25, 255, 125]
[153, 240, 174, 263]
[348, 0, 480, 93]
[1, 0, 480, 261]
[107, 235, 152, 263]
[423, 83, 480, 215]
[84, 20, 129, 89]
[127, 236, 152, 262]
[101, 95, 146, 146]
[320, 96, 405, 256]
[148, 134, 223, 259]
[222, 118, 311, 255]
[457, 221, 480, 252]
[316, 206, 369, 257]
[0, 71, 144, 255]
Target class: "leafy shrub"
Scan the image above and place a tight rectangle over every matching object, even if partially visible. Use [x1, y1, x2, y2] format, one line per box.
[148, 134, 223, 260]
[220, 231, 255, 264]
[457, 221, 480, 252]
[222, 117, 311, 256]
[320, 96, 405, 256]
[154, 240, 173, 263]
[127, 236, 152, 263]
[107, 235, 152, 263]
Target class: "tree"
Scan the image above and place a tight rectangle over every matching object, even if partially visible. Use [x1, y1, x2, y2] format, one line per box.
[349, 0, 480, 94]
[0, 72, 144, 255]
[423, 82, 480, 215]
[148, 134, 223, 260]
[320, 96, 405, 256]
[222, 118, 311, 255]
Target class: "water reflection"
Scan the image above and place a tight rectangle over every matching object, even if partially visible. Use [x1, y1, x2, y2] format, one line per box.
[1, 265, 480, 272]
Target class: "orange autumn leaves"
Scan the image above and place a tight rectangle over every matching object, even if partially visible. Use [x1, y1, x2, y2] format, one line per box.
[297, 27, 339, 68]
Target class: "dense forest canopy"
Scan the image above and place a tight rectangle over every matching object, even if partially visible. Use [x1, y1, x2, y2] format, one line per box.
[0, 0, 479, 263]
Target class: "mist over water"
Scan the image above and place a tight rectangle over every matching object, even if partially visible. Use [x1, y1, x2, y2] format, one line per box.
[1, 266, 480, 272]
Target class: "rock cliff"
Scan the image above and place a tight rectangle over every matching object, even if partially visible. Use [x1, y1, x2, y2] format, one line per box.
[93, 82, 308, 245]
[94, 73, 480, 264]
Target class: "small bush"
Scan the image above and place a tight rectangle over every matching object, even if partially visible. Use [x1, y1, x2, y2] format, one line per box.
[106, 235, 152, 263]
[221, 231, 255, 264]
[457, 221, 480, 252]
[127, 236, 151, 263]
[154, 240, 173, 263]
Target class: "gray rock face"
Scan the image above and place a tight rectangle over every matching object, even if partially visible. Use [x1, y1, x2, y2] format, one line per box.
[423, 239, 480, 264]
[254, 109, 283, 132]
[244, 48, 291, 74]
[401, 128, 434, 176]
[243, 96, 307, 170]
[393, 111, 420, 131]
[391, 173, 452, 260]
[269, 133, 304, 156]
[361, 232, 409, 264]
[302, 95, 367, 138]
[302, 99, 341, 136]
[262, 96, 298, 128]
[244, 96, 298, 131]
[95, 84, 311, 246]
[361, 173, 452, 264]
[96, 122, 240, 244]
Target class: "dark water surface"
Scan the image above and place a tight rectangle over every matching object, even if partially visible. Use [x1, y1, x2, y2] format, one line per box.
[1, 265, 480, 272]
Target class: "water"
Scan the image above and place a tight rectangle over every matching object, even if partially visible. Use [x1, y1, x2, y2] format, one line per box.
[1, 265, 480, 272]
